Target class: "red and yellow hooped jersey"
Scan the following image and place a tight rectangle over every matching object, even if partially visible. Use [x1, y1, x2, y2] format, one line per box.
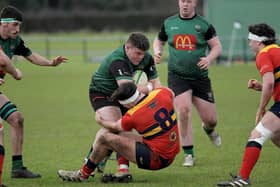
[121, 87, 180, 160]
[256, 44, 280, 101]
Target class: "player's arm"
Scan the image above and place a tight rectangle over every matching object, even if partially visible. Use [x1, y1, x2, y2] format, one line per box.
[198, 25, 222, 70]
[255, 72, 274, 123]
[25, 52, 67, 66]
[153, 24, 167, 64]
[95, 112, 123, 133]
[0, 48, 22, 80]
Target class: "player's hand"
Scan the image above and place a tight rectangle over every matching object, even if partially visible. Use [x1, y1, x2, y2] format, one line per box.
[0, 78, 5, 85]
[197, 57, 210, 70]
[52, 56, 68, 66]
[248, 79, 262, 91]
[13, 68, 22, 80]
[153, 53, 162, 64]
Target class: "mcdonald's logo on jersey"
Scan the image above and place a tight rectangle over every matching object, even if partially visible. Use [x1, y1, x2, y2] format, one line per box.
[174, 34, 196, 50]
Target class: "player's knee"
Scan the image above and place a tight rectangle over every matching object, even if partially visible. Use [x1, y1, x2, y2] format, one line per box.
[7, 112, 24, 128]
[248, 122, 272, 146]
[176, 106, 191, 121]
[96, 129, 110, 145]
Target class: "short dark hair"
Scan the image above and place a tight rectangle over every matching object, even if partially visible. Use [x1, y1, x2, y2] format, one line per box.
[0, 6, 23, 22]
[111, 82, 137, 101]
[126, 32, 150, 51]
[248, 23, 276, 45]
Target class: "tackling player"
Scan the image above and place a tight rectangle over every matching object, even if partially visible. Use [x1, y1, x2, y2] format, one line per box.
[84, 32, 161, 180]
[217, 23, 280, 186]
[58, 82, 179, 182]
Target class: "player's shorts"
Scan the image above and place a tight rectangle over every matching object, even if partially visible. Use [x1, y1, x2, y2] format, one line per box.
[89, 91, 127, 115]
[168, 72, 215, 103]
[135, 142, 174, 170]
[269, 102, 280, 118]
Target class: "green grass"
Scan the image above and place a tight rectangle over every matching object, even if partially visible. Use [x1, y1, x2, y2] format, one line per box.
[1, 49, 279, 186]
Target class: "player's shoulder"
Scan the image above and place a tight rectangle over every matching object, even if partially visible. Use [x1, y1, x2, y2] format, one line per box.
[194, 14, 211, 26]
[164, 14, 180, 23]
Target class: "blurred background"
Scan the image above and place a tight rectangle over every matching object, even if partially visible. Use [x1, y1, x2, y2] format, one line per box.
[1, 0, 279, 64]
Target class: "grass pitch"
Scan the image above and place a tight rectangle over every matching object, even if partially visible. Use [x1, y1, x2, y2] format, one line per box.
[1, 56, 279, 187]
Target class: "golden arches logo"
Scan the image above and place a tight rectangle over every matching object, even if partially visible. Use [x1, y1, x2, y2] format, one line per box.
[174, 35, 195, 50]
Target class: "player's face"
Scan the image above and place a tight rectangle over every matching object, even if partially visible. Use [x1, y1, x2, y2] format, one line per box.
[248, 39, 261, 54]
[126, 46, 145, 65]
[179, 0, 197, 18]
[3, 22, 21, 39]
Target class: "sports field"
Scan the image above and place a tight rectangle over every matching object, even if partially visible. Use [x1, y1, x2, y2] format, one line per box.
[1, 34, 279, 187]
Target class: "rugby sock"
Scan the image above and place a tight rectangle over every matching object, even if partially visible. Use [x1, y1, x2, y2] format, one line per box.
[85, 147, 93, 159]
[80, 159, 97, 179]
[239, 141, 262, 180]
[203, 126, 214, 135]
[0, 145, 5, 185]
[12, 155, 23, 170]
[182, 145, 194, 157]
[117, 153, 129, 172]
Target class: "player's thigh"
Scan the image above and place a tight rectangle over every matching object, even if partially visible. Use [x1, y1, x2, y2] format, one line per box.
[174, 90, 192, 112]
[104, 132, 137, 163]
[96, 106, 122, 121]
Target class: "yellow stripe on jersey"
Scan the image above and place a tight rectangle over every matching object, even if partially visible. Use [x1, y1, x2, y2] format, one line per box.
[259, 44, 279, 54]
[127, 89, 161, 116]
[171, 112, 176, 121]
[142, 126, 162, 138]
[275, 71, 280, 80]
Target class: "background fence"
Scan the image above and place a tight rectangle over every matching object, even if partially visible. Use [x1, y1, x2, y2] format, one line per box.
[19, 33, 254, 64]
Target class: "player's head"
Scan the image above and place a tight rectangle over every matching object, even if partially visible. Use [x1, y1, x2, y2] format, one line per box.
[248, 23, 276, 46]
[0, 6, 23, 39]
[179, 0, 197, 18]
[0, 6, 23, 23]
[125, 32, 150, 65]
[111, 82, 140, 108]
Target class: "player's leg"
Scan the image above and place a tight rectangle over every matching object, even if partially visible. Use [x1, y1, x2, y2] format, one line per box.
[87, 92, 123, 173]
[217, 111, 280, 186]
[168, 73, 195, 167]
[58, 128, 113, 182]
[174, 91, 195, 166]
[0, 94, 40, 178]
[192, 78, 221, 147]
[0, 118, 5, 186]
[193, 97, 221, 146]
[271, 129, 280, 148]
[58, 129, 136, 182]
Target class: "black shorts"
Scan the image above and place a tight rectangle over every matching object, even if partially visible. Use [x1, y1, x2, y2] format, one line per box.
[269, 102, 280, 118]
[89, 91, 127, 115]
[168, 72, 215, 103]
[135, 142, 174, 170]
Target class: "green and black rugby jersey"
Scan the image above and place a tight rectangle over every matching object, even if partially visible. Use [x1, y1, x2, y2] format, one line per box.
[158, 14, 217, 80]
[0, 36, 32, 77]
[0, 36, 32, 59]
[89, 45, 158, 95]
